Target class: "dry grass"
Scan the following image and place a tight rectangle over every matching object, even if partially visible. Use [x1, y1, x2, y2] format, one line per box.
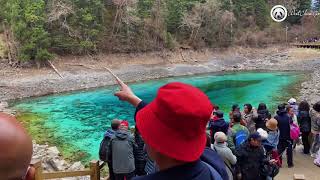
[287, 48, 320, 61]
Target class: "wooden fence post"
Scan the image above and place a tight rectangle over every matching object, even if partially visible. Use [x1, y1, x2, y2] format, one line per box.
[31, 160, 43, 180]
[90, 160, 100, 180]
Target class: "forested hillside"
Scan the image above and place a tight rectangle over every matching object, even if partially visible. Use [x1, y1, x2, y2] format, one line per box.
[0, 0, 317, 65]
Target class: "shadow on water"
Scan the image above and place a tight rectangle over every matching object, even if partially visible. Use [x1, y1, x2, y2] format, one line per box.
[198, 80, 262, 94]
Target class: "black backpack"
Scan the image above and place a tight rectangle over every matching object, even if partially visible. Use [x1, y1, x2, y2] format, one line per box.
[99, 135, 112, 161]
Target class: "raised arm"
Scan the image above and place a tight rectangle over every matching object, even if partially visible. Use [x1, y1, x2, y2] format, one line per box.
[113, 78, 142, 107]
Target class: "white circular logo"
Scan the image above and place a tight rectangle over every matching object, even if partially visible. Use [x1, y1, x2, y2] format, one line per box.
[271, 5, 288, 22]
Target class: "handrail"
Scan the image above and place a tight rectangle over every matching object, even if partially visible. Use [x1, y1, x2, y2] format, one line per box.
[30, 159, 106, 180]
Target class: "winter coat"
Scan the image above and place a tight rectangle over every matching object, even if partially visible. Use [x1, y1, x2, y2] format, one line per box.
[275, 110, 291, 141]
[133, 147, 228, 180]
[297, 110, 311, 133]
[134, 101, 148, 174]
[209, 118, 229, 138]
[310, 109, 320, 134]
[227, 123, 249, 152]
[235, 141, 268, 180]
[254, 109, 271, 130]
[213, 143, 237, 168]
[242, 111, 257, 133]
[108, 130, 137, 174]
[266, 130, 280, 149]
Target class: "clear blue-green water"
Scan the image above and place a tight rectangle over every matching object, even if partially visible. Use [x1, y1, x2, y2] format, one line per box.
[11, 71, 304, 162]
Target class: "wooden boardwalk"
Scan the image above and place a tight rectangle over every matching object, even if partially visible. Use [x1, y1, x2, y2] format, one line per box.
[293, 43, 320, 49]
[276, 146, 320, 180]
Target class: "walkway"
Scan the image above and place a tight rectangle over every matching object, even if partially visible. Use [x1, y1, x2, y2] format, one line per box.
[276, 145, 319, 180]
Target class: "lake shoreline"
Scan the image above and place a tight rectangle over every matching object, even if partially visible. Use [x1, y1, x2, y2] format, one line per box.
[1, 47, 320, 178]
[1, 47, 320, 103]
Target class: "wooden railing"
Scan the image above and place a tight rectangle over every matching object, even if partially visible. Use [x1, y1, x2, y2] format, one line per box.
[30, 159, 106, 180]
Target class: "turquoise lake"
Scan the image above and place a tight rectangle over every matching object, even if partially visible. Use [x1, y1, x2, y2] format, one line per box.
[11, 71, 304, 161]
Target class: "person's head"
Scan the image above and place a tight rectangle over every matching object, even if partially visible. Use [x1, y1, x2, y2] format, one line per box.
[0, 113, 34, 180]
[111, 119, 121, 131]
[232, 112, 242, 123]
[119, 120, 129, 130]
[231, 104, 240, 112]
[266, 118, 278, 131]
[286, 105, 294, 116]
[313, 101, 320, 113]
[244, 104, 252, 114]
[298, 100, 310, 112]
[135, 82, 213, 169]
[214, 132, 227, 144]
[248, 132, 262, 148]
[288, 98, 297, 105]
[257, 103, 267, 111]
[277, 103, 286, 114]
[213, 110, 224, 119]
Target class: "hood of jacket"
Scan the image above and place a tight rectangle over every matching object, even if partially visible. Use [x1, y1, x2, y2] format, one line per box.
[214, 118, 227, 126]
[276, 109, 287, 116]
[104, 129, 115, 138]
[115, 130, 129, 140]
[258, 109, 269, 115]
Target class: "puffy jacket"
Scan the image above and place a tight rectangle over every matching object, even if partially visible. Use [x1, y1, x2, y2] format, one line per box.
[297, 110, 311, 133]
[254, 109, 271, 130]
[108, 130, 137, 174]
[209, 118, 229, 138]
[266, 130, 279, 149]
[235, 141, 268, 180]
[227, 123, 249, 152]
[275, 110, 291, 140]
[310, 109, 320, 134]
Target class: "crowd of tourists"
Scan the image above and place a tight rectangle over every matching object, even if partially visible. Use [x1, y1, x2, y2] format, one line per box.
[98, 82, 320, 180]
[1, 81, 320, 180]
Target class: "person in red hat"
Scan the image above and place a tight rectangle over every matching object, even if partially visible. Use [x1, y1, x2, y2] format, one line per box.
[114, 80, 228, 180]
[108, 119, 137, 180]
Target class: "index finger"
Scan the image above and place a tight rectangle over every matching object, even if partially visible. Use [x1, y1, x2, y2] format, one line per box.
[104, 67, 125, 86]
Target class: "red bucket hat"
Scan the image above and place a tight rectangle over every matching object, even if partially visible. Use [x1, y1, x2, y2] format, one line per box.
[136, 82, 213, 162]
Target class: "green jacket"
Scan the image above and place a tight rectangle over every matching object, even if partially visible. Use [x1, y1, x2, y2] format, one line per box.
[227, 123, 249, 152]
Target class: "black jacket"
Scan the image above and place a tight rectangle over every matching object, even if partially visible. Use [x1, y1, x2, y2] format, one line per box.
[254, 109, 271, 130]
[297, 110, 311, 132]
[235, 141, 268, 180]
[275, 110, 291, 140]
[209, 118, 229, 137]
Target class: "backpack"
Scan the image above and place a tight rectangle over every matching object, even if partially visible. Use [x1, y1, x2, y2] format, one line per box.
[235, 130, 248, 147]
[290, 123, 300, 140]
[99, 134, 112, 161]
